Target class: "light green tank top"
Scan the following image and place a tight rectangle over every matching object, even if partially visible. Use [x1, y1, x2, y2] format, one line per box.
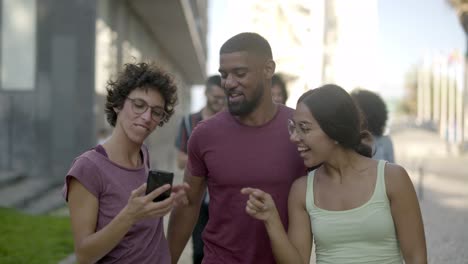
[306, 160, 403, 264]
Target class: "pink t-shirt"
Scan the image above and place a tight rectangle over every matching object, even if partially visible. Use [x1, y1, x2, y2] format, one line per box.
[63, 145, 170, 264]
[187, 105, 306, 264]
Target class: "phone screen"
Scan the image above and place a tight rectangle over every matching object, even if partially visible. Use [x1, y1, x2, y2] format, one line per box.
[146, 170, 174, 202]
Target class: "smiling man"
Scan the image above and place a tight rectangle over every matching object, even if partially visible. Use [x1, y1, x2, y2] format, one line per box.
[167, 32, 306, 264]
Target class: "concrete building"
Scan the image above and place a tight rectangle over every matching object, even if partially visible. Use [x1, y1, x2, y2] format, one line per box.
[243, 0, 324, 106]
[0, 0, 207, 186]
[237, 0, 379, 106]
[323, 0, 380, 92]
[322, 0, 337, 85]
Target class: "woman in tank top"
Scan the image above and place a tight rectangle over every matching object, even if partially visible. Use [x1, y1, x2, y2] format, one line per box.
[242, 84, 426, 263]
[63, 62, 188, 263]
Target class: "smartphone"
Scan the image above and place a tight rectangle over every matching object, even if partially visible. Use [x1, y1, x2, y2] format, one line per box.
[146, 170, 174, 202]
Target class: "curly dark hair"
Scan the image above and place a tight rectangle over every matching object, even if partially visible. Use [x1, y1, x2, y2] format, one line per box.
[105, 62, 178, 127]
[350, 89, 388, 137]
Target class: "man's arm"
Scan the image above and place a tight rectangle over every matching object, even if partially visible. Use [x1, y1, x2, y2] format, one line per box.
[167, 169, 206, 264]
[176, 151, 188, 170]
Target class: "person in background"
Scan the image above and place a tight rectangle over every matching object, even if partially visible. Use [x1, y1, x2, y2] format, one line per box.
[63, 62, 188, 264]
[351, 89, 395, 163]
[242, 84, 426, 264]
[175, 75, 225, 170]
[271, 74, 288, 105]
[174, 75, 225, 264]
[97, 128, 110, 145]
[167, 32, 306, 264]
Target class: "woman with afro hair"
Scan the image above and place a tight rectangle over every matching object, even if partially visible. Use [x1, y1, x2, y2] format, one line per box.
[351, 89, 395, 163]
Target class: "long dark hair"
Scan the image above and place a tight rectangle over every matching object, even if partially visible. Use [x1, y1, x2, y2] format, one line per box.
[298, 84, 373, 158]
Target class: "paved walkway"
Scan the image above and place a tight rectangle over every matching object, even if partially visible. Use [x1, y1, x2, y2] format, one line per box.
[391, 128, 468, 264]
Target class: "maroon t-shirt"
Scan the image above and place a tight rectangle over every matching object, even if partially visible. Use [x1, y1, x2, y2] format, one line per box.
[63, 145, 170, 264]
[187, 105, 306, 263]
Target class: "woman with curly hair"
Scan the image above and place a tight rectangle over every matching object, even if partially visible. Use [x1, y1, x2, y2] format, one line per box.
[63, 62, 188, 263]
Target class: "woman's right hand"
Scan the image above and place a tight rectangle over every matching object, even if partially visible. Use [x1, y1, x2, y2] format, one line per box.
[123, 183, 174, 223]
[241, 187, 279, 223]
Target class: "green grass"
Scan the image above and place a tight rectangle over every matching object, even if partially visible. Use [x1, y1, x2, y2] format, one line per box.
[0, 207, 74, 264]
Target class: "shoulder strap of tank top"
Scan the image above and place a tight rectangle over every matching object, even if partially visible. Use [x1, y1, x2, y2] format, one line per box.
[375, 160, 388, 200]
[306, 170, 316, 213]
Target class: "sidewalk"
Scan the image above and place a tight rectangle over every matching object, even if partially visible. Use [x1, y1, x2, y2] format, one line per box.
[391, 127, 468, 264]
[392, 127, 468, 176]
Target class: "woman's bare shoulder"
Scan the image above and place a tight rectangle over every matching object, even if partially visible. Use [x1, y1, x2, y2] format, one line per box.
[384, 162, 414, 197]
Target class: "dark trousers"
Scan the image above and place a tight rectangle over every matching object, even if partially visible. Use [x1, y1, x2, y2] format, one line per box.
[192, 201, 209, 264]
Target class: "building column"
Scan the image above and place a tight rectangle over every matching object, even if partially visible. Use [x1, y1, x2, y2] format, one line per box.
[448, 67, 457, 144]
[36, 0, 97, 181]
[432, 63, 442, 123]
[417, 68, 425, 123]
[455, 63, 465, 152]
[440, 66, 449, 139]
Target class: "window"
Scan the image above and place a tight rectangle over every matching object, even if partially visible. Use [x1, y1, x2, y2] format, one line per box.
[1, 0, 36, 91]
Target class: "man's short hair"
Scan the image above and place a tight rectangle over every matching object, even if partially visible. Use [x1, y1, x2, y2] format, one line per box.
[205, 75, 222, 92]
[220, 32, 272, 60]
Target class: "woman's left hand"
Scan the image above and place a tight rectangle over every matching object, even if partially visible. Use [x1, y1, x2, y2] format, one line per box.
[241, 187, 278, 223]
[171, 183, 190, 206]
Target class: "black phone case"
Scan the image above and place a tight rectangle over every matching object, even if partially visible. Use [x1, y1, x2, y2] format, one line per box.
[146, 170, 174, 202]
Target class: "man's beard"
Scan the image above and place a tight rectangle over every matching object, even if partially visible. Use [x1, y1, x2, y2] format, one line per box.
[227, 84, 264, 116]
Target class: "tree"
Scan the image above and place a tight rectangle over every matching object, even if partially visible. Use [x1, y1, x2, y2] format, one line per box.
[448, 0, 468, 52]
[448, 0, 468, 152]
[398, 66, 418, 115]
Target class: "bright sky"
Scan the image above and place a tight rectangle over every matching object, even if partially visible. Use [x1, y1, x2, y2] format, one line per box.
[378, 0, 464, 97]
[206, 0, 248, 76]
[205, 0, 465, 100]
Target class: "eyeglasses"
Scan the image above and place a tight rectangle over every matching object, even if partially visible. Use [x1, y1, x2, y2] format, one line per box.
[127, 97, 167, 122]
[287, 119, 312, 138]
